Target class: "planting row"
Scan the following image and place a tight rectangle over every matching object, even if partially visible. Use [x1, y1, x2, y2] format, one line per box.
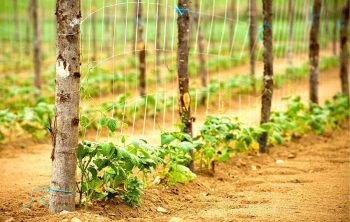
[76, 93, 349, 208]
[0, 56, 339, 142]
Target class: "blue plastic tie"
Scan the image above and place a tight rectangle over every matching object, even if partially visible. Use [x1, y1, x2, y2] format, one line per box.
[263, 21, 272, 28]
[176, 6, 189, 16]
[135, 17, 143, 25]
[309, 13, 320, 23]
[337, 19, 344, 28]
[49, 186, 75, 194]
[257, 138, 267, 147]
[258, 22, 272, 42]
[312, 13, 320, 18]
[23, 186, 75, 209]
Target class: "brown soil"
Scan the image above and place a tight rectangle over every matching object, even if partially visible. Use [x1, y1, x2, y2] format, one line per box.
[0, 124, 349, 222]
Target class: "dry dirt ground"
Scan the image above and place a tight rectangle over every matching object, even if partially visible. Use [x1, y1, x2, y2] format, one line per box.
[0, 124, 349, 222]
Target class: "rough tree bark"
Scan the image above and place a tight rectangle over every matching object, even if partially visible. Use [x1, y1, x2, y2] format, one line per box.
[194, 0, 208, 105]
[333, 0, 338, 55]
[32, 0, 41, 89]
[249, 0, 257, 92]
[92, 0, 97, 61]
[309, 0, 322, 105]
[259, 0, 274, 153]
[155, 0, 161, 83]
[177, 0, 194, 171]
[136, 0, 146, 96]
[229, 0, 236, 49]
[287, 0, 295, 67]
[49, 0, 81, 213]
[340, 0, 350, 104]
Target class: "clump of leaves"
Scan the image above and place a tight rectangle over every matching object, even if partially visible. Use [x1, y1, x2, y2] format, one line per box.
[193, 116, 283, 172]
[0, 102, 54, 143]
[194, 116, 239, 172]
[77, 137, 159, 208]
[0, 109, 18, 142]
[158, 131, 196, 185]
[271, 94, 349, 137]
[308, 93, 349, 134]
[270, 96, 308, 137]
[19, 102, 54, 140]
[319, 56, 339, 71]
[324, 93, 350, 124]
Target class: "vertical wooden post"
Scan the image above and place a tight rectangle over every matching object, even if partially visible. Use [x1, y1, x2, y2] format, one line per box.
[32, 0, 41, 89]
[309, 0, 322, 105]
[340, 0, 350, 105]
[49, 0, 81, 213]
[137, 0, 146, 96]
[287, 0, 295, 67]
[333, 0, 338, 55]
[177, 0, 194, 171]
[249, 0, 257, 92]
[259, 0, 274, 153]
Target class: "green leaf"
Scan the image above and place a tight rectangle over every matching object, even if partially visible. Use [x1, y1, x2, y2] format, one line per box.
[203, 146, 216, 159]
[129, 153, 140, 165]
[87, 166, 98, 178]
[80, 116, 89, 128]
[272, 131, 283, 144]
[202, 134, 217, 144]
[161, 133, 176, 145]
[100, 117, 108, 126]
[77, 143, 87, 159]
[94, 159, 109, 170]
[101, 143, 114, 156]
[105, 166, 116, 175]
[168, 165, 196, 185]
[107, 118, 118, 133]
[217, 147, 230, 161]
[22, 108, 34, 121]
[177, 141, 195, 152]
[0, 130, 4, 142]
[118, 146, 131, 159]
[181, 133, 192, 142]
[113, 174, 126, 187]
